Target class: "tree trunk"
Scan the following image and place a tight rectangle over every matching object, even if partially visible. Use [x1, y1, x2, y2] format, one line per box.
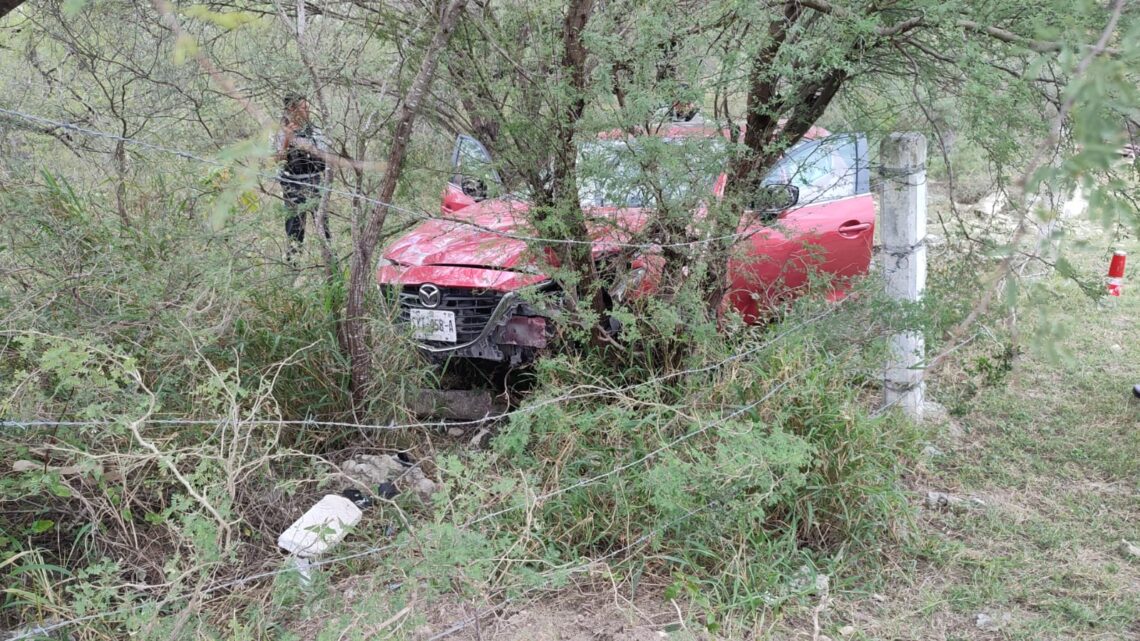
[114, 138, 129, 229]
[706, 2, 847, 313]
[344, 0, 469, 412]
[539, 0, 600, 311]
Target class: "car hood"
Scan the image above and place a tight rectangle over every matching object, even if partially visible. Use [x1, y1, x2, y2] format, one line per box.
[383, 198, 651, 270]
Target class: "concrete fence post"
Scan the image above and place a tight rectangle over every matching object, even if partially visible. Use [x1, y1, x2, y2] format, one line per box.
[880, 133, 928, 420]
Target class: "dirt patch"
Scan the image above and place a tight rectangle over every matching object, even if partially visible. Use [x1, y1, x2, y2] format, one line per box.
[414, 590, 711, 641]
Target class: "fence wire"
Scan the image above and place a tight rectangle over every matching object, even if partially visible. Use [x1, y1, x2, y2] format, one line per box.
[0, 302, 843, 434]
[0, 102, 898, 640]
[3, 341, 865, 641]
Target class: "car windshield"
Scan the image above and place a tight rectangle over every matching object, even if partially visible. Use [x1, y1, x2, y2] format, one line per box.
[577, 137, 726, 209]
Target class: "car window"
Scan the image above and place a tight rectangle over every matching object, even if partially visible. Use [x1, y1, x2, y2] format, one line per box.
[577, 137, 725, 209]
[449, 133, 499, 196]
[765, 135, 858, 205]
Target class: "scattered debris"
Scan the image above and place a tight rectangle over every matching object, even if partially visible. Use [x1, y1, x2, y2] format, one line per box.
[278, 493, 363, 558]
[924, 491, 985, 511]
[343, 454, 409, 487]
[342, 453, 439, 503]
[871, 593, 887, 603]
[341, 487, 374, 509]
[1118, 539, 1140, 559]
[377, 482, 399, 500]
[838, 624, 856, 636]
[974, 611, 1011, 632]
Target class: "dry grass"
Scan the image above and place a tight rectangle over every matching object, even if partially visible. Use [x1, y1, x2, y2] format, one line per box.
[771, 238, 1140, 641]
[352, 234, 1140, 641]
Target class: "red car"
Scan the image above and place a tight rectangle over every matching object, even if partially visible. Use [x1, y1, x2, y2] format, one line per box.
[377, 121, 873, 365]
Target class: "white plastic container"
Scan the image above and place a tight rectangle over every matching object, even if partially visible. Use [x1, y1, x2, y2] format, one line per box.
[277, 494, 363, 558]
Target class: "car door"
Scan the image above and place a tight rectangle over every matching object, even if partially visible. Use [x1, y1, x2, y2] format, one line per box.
[727, 134, 872, 320]
[441, 134, 502, 215]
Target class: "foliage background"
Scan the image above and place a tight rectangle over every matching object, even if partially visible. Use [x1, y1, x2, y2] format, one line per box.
[1, 0, 1137, 638]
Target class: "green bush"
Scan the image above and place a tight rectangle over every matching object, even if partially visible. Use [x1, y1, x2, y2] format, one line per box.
[416, 292, 920, 624]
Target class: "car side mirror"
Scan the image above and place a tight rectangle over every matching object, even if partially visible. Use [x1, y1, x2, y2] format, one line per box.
[461, 177, 488, 201]
[748, 183, 799, 214]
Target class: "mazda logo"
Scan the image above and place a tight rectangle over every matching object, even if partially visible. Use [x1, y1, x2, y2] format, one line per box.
[418, 283, 442, 308]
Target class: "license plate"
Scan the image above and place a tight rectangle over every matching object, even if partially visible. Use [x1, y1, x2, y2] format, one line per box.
[409, 309, 457, 342]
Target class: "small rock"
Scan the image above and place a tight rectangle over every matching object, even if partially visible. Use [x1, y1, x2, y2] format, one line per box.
[469, 428, 490, 447]
[788, 565, 829, 594]
[412, 477, 438, 503]
[1118, 539, 1140, 559]
[922, 444, 945, 458]
[839, 625, 856, 637]
[447, 427, 465, 437]
[871, 593, 886, 603]
[925, 491, 984, 511]
[1110, 343, 1123, 353]
[974, 612, 1011, 632]
[923, 400, 949, 422]
[815, 573, 830, 594]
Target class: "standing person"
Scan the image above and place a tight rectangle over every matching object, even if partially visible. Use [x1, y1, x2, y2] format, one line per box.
[273, 92, 330, 264]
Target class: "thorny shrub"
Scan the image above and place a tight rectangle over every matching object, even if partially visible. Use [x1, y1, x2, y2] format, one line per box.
[1, 171, 983, 638]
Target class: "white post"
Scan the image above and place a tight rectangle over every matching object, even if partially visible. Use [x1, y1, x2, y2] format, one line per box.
[880, 133, 927, 420]
[297, 0, 306, 38]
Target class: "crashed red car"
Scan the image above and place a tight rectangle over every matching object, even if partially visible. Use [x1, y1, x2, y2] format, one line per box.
[377, 120, 873, 365]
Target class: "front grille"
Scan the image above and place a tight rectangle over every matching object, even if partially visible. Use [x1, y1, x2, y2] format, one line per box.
[397, 286, 504, 343]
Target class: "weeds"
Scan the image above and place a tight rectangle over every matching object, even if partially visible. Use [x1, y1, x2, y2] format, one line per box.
[1, 170, 986, 639]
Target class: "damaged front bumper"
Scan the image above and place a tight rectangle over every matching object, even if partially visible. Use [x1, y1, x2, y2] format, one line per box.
[385, 282, 556, 366]
[413, 290, 552, 364]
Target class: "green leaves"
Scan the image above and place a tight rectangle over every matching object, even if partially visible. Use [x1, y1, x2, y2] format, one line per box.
[181, 5, 262, 31]
[61, 0, 86, 16]
[29, 519, 55, 534]
[171, 34, 199, 66]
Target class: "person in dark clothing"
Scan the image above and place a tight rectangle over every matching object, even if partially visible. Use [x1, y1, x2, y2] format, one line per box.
[273, 92, 330, 264]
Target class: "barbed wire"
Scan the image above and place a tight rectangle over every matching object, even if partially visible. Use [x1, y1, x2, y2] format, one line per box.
[3, 342, 861, 641]
[0, 302, 843, 435]
[0, 106, 887, 253]
[0, 103, 891, 640]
